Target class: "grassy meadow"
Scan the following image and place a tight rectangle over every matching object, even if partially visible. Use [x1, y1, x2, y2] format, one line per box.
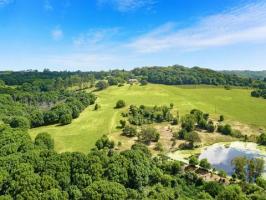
[29, 84, 266, 153]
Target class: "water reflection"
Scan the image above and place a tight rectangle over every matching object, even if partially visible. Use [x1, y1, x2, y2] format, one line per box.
[199, 142, 266, 175]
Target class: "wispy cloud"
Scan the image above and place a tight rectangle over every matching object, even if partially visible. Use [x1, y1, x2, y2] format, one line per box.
[51, 26, 63, 41]
[129, 1, 266, 53]
[97, 0, 156, 12]
[44, 0, 53, 11]
[0, 0, 13, 7]
[73, 28, 120, 47]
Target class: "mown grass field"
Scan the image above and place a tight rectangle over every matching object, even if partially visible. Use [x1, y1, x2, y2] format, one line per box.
[29, 84, 266, 153]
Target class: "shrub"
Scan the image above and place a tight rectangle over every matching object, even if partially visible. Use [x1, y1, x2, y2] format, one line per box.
[138, 126, 160, 144]
[59, 113, 72, 125]
[35, 132, 54, 150]
[115, 100, 126, 109]
[154, 142, 164, 152]
[219, 115, 224, 122]
[95, 81, 109, 90]
[122, 125, 137, 137]
[199, 159, 211, 169]
[9, 116, 30, 130]
[189, 155, 199, 166]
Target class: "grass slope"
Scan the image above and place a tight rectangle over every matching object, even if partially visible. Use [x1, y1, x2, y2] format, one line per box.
[29, 84, 266, 153]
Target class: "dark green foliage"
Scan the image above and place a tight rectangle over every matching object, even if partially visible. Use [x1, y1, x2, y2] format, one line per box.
[0, 124, 262, 199]
[218, 124, 233, 135]
[181, 114, 196, 132]
[251, 89, 266, 99]
[95, 135, 115, 150]
[9, 116, 30, 130]
[122, 125, 137, 137]
[219, 115, 224, 122]
[257, 133, 266, 145]
[59, 113, 72, 125]
[82, 180, 127, 200]
[132, 65, 253, 87]
[140, 79, 148, 86]
[35, 132, 54, 150]
[127, 104, 173, 125]
[203, 181, 224, 197]
[119, 119, 126, 128]
[189, 155, 199, 166]
[95, 80, 109, 90]
[115, 100, 126, 108]
[138, 126, 160, 144]
[199, 159, 211, 170]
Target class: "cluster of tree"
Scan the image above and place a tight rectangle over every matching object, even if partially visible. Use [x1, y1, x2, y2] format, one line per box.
[173, 109, 215, 149]
[231, 156, 265, 182]
[0, 84, 96, 128]
[217, 124, 243, 138]
[125, 104, 174, 125]
[131, 65, 254, 87]
[0, 125, 265, 199]
[251, 89, 266, 99]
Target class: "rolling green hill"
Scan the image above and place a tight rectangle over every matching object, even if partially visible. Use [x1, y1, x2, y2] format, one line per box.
[29, 84, 266, 153]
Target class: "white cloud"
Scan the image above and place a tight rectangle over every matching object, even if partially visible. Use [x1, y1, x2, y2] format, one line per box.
[129, 1, 266, 53]
[51, 27, 63, 41]
[97, 0, 156, 12]
[73, 28, 120, 47]
[0, 0, 13, 7]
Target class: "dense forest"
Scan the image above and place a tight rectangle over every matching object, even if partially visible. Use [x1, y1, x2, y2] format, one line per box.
[222, 70, 266, 81]
[1, 65, 266, 88]
[0, 125, 265, 200]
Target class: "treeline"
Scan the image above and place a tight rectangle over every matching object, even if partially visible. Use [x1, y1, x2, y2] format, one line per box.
[0, 125, 265, 199]
[0, 79, 96, 128]
[2, 65, 266, 89]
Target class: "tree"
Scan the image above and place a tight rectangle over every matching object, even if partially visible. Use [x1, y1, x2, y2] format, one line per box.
[203, 181, 224, 197]
[95, 81, 109, 90]
[82, 180, 127, 200]
[138, 126, 160, 144]
[122, 125, 137, 137]
[9, 116, 30, 130]
[59, 113, 72, 125]
[181, 114, 195, 132]
[199, 159, 211, 169]
[257, 133, 266, 145]
[216, 185, 247, 200]
[119, 120, 126, 128]
[231, 156, 247, 180]
[189, 155, 199, 166]
[35, 132, 54, 150]
[115, 100, 126, 109]
[94, 103, 100, 110]
[95, 135, 115, 150]
[140, 79, 148, 86]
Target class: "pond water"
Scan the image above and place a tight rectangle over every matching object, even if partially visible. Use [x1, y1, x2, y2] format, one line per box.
[199, 142, 266, 176]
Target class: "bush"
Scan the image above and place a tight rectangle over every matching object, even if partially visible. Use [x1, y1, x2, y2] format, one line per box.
[59, 113, 72, 125]
[154, 142, 164, 152]
[122, 125, 137, 137]
[189, 155, 199, 166]
[199, 159, 211, 169]
[219, 115, 224, 122]
[138, 126, 160, 144]
[119, 120, 126, 128]
[35, 132, 54, 150]
[9, 116, 30, 130]
[95, 81, 109, 90]
[115, 100, 126, 109]
[140, 79, 148, 86]
[258, 133, 266, 145]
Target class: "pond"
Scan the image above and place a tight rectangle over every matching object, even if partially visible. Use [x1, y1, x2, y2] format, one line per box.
[199, 142, 266, 176]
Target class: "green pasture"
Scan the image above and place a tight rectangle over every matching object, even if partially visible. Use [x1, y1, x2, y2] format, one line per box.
[29, 84, 266, 153]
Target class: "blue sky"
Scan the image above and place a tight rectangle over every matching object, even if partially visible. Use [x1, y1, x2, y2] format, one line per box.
[0, 0, 266, 71]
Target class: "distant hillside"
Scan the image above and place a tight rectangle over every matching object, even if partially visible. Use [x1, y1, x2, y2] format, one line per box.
[222, 70, 266, 80]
